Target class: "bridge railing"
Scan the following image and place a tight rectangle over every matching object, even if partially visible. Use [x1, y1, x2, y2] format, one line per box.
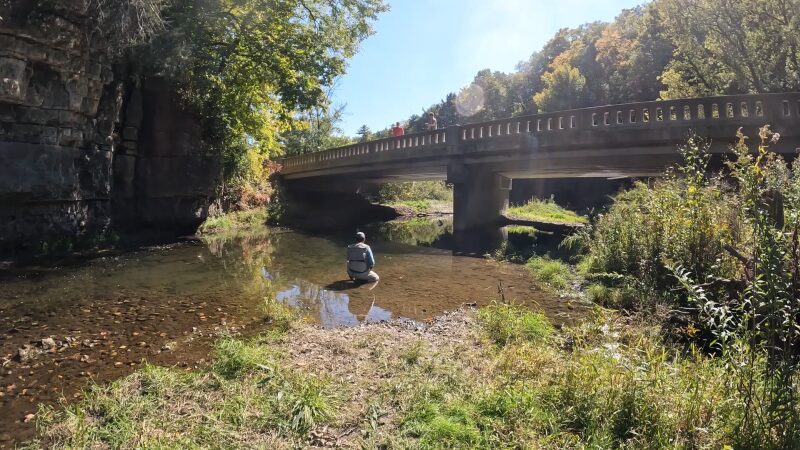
[280, 128, 448, 172]
[281, 93, 800, 174]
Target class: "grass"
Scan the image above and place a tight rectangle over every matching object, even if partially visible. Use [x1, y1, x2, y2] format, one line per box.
[197, 207, 268, 235]
[393, 306, 744, 449]
[526, 256, 574, 291]
[476, 302, 553, 346]
[388, 199, 432, 212]
[506, 199, 588, 224]
[24, 303, 793, 449]
[26, 335, 333, 449]
[506, 224, 539, 237]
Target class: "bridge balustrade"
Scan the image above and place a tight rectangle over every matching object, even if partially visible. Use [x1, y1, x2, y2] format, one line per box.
[281, 93, 800, 174]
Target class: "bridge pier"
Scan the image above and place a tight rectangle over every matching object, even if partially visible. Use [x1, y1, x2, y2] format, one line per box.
[448, 164, 511, 231]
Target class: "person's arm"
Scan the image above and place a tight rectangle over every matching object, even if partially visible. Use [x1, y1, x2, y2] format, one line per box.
[366, 246, 375, 269]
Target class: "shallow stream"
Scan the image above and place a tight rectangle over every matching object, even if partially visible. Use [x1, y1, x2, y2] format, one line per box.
[0, 218, 579, 446]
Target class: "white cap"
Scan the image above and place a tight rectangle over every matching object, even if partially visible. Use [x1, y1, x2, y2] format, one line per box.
[356, 231, 366, 239]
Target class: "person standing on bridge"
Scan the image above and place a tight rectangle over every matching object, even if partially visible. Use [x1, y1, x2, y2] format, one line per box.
[426, 112, 438, 130]
[392, 122, 405, 137]
[347, 232, 379, 283]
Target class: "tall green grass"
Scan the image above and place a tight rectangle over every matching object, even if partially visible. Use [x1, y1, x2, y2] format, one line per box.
[507, 199, 588, 224]
[526, 256, 573, 291]
[477, 302, 553, 346]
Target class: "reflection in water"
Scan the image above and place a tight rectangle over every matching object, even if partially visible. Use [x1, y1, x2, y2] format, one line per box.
[195, 216, 570, 328]
[275, 280, 391, 328]
[0, 216, 578, 446]
[452, 227, 508, 256]
[370, 217, 453, 247]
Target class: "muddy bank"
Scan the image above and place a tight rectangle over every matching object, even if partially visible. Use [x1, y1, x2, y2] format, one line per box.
[502, 215, 585, 233]
[381, 200, 453, 218]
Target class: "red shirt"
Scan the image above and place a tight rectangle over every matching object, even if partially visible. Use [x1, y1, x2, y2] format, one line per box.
[392, 126, 405, 137]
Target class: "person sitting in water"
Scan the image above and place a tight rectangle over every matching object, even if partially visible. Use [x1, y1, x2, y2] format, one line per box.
[346, 232, 379, 282]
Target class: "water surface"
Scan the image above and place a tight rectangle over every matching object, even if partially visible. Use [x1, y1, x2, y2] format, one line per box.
[0, 218, 579, 446]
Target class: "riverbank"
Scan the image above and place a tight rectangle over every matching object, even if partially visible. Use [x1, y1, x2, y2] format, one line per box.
[382, 200, 453, 217]
[24, 301, 750, 448]
[197, 207, 270, 235]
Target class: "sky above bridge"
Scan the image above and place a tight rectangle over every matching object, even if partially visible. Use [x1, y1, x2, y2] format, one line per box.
[332, 0, 645, 136]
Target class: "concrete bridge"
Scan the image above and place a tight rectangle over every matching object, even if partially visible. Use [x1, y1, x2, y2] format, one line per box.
[280, 93, 800, 232]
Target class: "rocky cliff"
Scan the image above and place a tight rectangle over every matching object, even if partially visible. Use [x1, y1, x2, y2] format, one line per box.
[0, 2, 218, 255]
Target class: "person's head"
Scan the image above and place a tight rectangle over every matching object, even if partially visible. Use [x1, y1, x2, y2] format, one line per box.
[356, 231, 366, 243]
[428, 112, 434, 117]
[395, 122, 400, 127]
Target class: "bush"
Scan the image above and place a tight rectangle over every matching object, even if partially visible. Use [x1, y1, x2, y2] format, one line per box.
[477, 303, 553, 346]
[578, 128, 800, 447]
[377, 181, 453, 203]
[583, 135, 743, 305]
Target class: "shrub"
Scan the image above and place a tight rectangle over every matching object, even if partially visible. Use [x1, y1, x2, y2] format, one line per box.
[377, 181, 453, 203]
[583, 134, 743, 306]
[477, 303, 553, 346]
[580, 127, 800, 447]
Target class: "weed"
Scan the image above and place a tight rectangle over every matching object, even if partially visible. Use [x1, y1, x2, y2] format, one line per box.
[261, 297, 297, 333]
[212, 337, 274, 379]
[400, 340, 426, 366]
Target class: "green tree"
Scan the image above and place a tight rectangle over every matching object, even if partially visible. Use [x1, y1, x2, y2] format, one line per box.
[533, 64, 588, 112]
[356, 124, 372, 142]
[595, 6, 673, 103]
[137, 0, 386, 178]
[281, 102, 353, 156]
[657, 0, 800, 96]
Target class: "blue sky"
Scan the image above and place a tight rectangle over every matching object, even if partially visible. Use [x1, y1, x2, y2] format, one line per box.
[332, 0, 646, 136]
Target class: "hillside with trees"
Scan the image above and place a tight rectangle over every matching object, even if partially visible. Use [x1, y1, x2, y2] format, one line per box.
[377, 0, 800, 136]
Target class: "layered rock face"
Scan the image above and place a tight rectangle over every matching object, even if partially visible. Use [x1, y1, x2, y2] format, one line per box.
[0, 3, 217, 253]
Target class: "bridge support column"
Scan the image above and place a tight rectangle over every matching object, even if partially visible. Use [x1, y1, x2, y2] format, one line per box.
[448, 164, 511, 232]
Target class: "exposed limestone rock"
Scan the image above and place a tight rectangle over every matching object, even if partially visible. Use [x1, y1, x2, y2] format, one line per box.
[0, 3, 218, 254]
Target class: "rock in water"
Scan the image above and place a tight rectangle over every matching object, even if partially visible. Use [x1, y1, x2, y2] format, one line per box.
[41, 337, 56, 350]
[16, 345, 35, 362]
